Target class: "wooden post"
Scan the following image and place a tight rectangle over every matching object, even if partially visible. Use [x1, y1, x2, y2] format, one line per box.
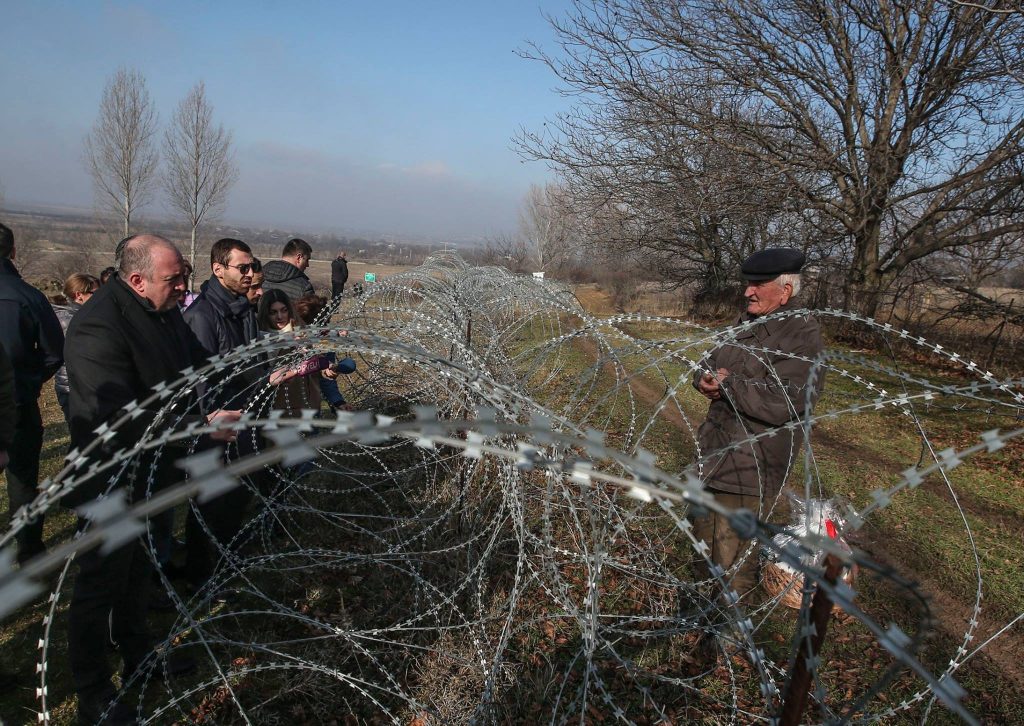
[779, 553, 844, 726]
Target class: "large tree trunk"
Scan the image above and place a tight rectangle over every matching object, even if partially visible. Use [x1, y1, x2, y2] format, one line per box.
[846, 219, 886, 318]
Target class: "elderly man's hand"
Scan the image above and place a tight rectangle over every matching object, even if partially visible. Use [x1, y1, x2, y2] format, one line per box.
[698, 368, 729, 400]
[207, 410, 243, 442]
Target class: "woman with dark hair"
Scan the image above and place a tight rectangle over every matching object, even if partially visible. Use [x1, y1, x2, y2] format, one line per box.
[258, 289, 324, 418]
[258, 290, 353, 413]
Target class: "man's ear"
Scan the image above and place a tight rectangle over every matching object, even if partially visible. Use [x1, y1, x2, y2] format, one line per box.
[780, 282, 793, 303]
[127, 271, 145, 290]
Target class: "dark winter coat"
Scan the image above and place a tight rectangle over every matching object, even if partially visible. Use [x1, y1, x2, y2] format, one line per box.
[183, 276, 261, 409]
[52, 302, 83, 397]
[331, 256, 349, 283]
[262, 259, 315, 302]
[692, 302, 824, 497]
[63, 277, 210, 507]
[0, 344, 14, 451]
[0, 258, 64, 405]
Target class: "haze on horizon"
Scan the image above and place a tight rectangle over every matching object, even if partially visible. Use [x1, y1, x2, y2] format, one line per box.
[0, 1, 573, 241]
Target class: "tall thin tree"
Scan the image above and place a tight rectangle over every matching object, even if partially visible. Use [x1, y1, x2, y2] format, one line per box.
[163, 81, 238, 275]
[84, 68, 159, 238]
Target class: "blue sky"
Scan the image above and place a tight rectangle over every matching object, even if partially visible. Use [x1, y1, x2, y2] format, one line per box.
[0, 1, 574, 240]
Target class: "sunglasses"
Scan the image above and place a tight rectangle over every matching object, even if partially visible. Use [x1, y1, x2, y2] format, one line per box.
[224, 263, 254, 274]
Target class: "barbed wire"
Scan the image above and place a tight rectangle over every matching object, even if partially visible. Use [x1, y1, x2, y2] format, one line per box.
[1, 253, 1021, 724]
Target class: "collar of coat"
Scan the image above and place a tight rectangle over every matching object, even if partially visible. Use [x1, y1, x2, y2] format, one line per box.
[115, 276, 167, 316]
[734, 301, 809, 340]
[199, 276, 252, 319]
[0, 258, 21, 278]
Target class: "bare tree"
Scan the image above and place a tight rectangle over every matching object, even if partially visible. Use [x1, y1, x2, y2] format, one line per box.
[84, 68, 159, 238]
[521, 0, 1024, 316]
[518, 183, 582, 273]
[477, 233, 533, 273]
[164, 81, 238, 274]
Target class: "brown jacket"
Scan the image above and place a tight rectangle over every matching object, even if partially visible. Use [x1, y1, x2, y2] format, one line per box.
[692, 303, 824, 497]
[273, 369, 322, 419]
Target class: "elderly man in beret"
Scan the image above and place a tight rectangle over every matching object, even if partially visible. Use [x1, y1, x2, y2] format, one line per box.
[691, 248, 824, 625]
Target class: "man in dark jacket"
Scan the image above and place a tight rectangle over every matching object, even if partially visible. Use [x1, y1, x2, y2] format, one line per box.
[691, 248, 823, 603]
[64, 234, 240, 723]
[184, 238, 258, 407]
[183, 238, 264, 591]
[0, 222, 64, 564]
[262, 238, 315, 301]
[331, 250, 349, 298]
[0, 344, 14, 478]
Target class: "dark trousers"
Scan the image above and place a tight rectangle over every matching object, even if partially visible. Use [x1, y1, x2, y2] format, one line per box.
[68, 533, 153, 702]
[5, 400, 45, 563]
[184, 486, 251, 589]
[331, 280, 346, 298]
[56, 386, 70, 427]
[184, 439, 257, 590]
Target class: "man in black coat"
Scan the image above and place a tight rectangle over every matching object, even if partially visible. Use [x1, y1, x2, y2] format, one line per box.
[182, 238, 265, 591]
[262, 237, 315, 301]
[0, 222, 64, 563]
[331, 250, 349, 298]
[184, 238, 259, 408]
[64, 234, 240, 724]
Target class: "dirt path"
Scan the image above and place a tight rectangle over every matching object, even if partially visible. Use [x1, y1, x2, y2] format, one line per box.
[849, 529, 1024, 691]
[572, 336, 693, 431]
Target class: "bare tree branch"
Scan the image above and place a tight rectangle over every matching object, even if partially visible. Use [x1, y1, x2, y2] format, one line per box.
[519, 0, 1024, 316]
[83, 68, 159, 238]
[163, 81, 238, 276]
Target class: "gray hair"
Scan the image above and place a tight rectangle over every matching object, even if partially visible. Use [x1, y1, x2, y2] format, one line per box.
[118, 235, 180, 279]
[776, 273, 802, 297]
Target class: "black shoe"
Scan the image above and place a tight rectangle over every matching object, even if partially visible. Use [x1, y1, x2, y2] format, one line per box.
[0, 668, 20, 694]
[16, 542, 46, 566]
[125, 649, 196, 682]
[148, 587, 176, 612]
[76, 692, 136, 725]
[164, 650, 197, 677]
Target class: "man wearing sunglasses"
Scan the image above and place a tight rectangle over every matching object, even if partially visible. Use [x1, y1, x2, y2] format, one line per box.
[182, 238, 262, 593]
[184, 238, 257, 371]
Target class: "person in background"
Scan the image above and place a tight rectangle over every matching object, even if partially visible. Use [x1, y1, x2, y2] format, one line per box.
[100, 266, 117, 285]
[63, 234, 240, 723]
[179, 259, 197, 310]
[331, 249, 348, 298]
[262, 238, 315, 301]
[246, 257, 265, 308]
[294, 294, 353, 412]
[52, 273, 100, 424]
[0, 222, 64, 565]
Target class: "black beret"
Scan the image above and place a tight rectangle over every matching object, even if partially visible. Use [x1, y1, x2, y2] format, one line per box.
[740, 248, 806, 280]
